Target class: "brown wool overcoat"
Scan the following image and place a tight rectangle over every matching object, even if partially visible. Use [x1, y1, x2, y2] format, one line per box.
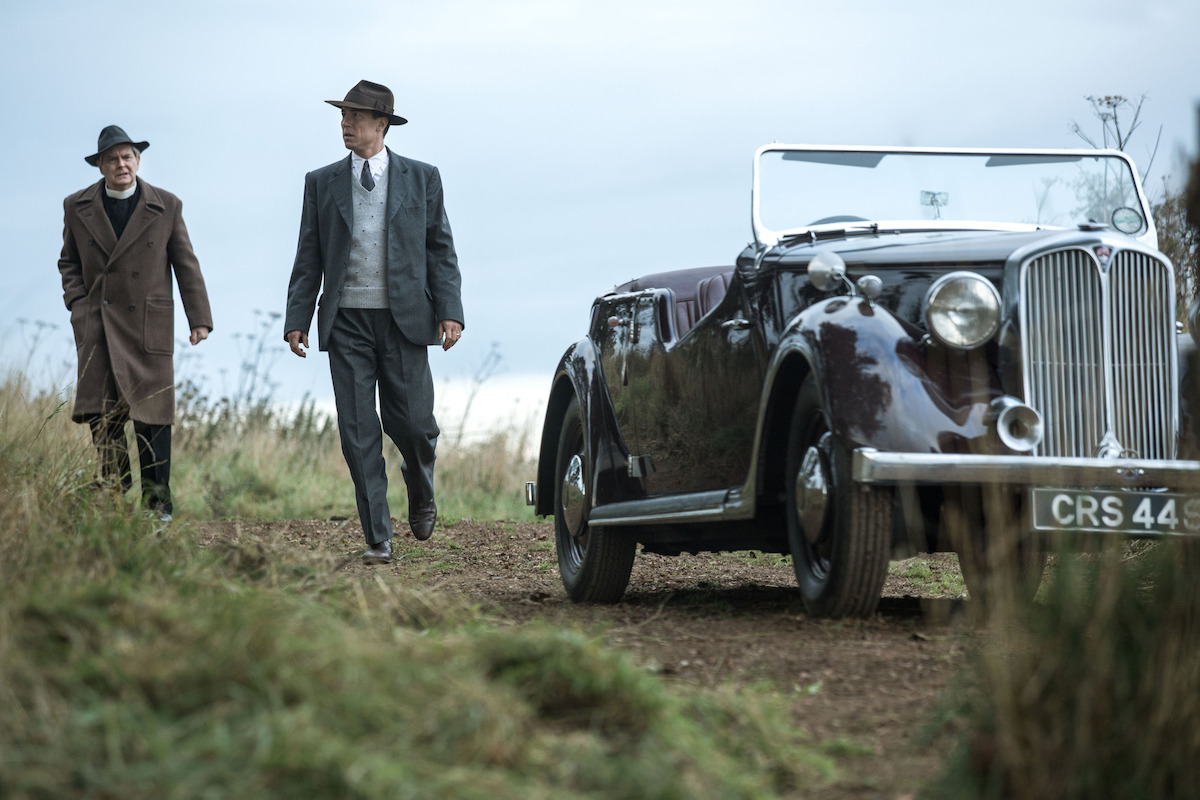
[57, 178, 213, 425]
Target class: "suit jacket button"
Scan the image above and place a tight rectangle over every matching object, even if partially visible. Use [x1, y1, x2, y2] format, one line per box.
[127, 304, 136, 312]
[132, 270, 140, 277]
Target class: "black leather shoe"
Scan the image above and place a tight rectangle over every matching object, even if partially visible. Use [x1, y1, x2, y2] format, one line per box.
[409, 500, 437, 541]
[362, 539, 393, 564]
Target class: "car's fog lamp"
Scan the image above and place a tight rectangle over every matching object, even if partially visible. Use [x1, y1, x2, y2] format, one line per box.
[924, 271, 1001, 349]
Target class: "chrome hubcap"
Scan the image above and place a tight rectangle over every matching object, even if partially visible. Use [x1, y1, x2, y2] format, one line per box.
[795, 445, 829, 545]
[561, 454, 587, 535]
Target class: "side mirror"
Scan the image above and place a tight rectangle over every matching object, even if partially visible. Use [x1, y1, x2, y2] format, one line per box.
[808, 251, 847, 293]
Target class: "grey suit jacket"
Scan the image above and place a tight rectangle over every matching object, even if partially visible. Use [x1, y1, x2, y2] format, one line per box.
[284, 148, 464, 350]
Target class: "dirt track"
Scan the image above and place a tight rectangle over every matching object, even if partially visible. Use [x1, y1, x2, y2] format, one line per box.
[193, 517, 972, 799]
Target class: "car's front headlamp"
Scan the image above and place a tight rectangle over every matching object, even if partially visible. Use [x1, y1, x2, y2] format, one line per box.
[924, 271, 1001, 349]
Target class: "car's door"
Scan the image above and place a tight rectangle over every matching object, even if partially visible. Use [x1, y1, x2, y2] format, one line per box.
[595, 293, 644, 469]
[625, 270, 767, 495]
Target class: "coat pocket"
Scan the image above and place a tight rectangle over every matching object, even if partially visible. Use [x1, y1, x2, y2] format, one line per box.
[69, 298, 89, 350]
[144, 298, 174, 355]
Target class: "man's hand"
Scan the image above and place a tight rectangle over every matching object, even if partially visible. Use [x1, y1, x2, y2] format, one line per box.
[439, 320, 463, 351]
[189, 327, 210, 346]
[286, 330, 309, 358]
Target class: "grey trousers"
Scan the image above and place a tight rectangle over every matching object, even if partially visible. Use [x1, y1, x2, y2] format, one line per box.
[328, 308, 439, 545]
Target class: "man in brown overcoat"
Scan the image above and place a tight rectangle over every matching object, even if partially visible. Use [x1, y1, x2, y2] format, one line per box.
[58, 125, 214, 519]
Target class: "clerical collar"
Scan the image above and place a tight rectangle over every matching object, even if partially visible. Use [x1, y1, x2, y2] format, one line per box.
[105, 182, 138, 200]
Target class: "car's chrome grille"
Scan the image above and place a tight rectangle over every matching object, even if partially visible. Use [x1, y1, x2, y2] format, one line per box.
[1020, 247, 1176, 460]
[1109, 250, 1176, 459]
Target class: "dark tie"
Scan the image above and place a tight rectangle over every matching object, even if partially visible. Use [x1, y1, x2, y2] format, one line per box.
[360, 160, 375, 191]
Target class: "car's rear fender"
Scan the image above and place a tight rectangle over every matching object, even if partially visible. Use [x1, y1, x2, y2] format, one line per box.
[535, 363, 581, 518]
[534, 339, 640, 517]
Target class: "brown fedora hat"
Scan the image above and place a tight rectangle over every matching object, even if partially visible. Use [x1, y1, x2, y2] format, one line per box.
[85, 125, 149, 166]
[326, 80, 408, 126]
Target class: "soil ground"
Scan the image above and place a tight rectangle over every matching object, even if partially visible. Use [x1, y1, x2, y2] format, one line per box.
[192, 517, 975, 799]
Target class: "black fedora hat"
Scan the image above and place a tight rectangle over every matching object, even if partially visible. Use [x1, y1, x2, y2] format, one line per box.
[85, 125, 149, 166]
[326, 80, 408, 126]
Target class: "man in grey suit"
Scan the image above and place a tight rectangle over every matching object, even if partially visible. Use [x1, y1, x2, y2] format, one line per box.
[284, 79, 465, 564]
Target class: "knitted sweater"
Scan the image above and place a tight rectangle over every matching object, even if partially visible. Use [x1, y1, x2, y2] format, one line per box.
[341, 168, 389, 309]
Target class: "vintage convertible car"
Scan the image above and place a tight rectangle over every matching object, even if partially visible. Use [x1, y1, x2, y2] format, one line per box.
[527, 144, 1200, 617]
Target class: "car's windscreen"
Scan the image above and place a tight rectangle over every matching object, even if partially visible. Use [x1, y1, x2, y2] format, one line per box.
[756, 150, 1147, 240]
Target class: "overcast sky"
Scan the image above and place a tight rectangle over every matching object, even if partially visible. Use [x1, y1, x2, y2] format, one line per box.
[4, 0, 1198, 435]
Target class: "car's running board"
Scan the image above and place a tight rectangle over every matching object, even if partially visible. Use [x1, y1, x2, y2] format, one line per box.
[588, 489, 754, 526]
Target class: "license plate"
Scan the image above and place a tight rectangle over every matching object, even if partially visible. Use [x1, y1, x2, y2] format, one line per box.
[1031, 488, 1200, 536]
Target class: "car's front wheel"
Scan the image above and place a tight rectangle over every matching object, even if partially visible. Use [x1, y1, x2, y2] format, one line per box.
[786, 375, 891, 618]
[554, 397, 636, 603]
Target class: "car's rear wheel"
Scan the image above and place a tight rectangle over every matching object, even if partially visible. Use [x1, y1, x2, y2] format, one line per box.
[786, 375, 891, 618]
[554, 397, 636, 603]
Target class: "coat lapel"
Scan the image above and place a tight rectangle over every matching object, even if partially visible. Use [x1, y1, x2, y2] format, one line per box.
[75, 181, 118, 257]
[330, 155, 353, 229]
[109, 179, 164, 264]
[386, 147, 410, 225]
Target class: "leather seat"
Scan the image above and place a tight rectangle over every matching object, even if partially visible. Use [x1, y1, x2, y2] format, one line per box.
[696, 272, 732, 317]
[674, 294, 700, 334]
[612, 266, 732, 340]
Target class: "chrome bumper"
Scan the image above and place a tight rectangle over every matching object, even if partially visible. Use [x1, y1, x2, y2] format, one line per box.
[853, 447, 1200, 490]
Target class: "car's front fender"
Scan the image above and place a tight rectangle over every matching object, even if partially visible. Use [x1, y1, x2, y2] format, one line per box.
[770, 295, 994, 457]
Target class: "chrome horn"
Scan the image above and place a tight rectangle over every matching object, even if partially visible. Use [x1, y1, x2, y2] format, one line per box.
[986, 396, 1043, 452]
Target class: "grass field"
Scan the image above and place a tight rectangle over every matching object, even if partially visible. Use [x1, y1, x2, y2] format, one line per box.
[6, 370, 1200, 798]
[0, 374, 831, 798]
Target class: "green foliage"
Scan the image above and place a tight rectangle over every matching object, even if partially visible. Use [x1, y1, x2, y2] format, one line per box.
[0, 373, 828, 799]
[1153, 186, 1199, 317]
[1069, 93, 1194, 313]
[429, 428, 538, 523]
[733, 550, 791, 568]
[889, 555, 967, 597]
[172, 379, 357, 519]
[931, 542, 1200, 799]
[1186, 158, 1200, 235]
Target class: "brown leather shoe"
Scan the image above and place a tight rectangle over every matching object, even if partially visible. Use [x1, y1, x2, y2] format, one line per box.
[362, 539, 393, 564]
[409, 500, 437, 541]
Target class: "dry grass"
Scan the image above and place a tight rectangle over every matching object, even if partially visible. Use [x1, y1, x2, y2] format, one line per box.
[0, 372, 827, 799]
[930, 531, 1200, 799]
[1, 372, 543, 523]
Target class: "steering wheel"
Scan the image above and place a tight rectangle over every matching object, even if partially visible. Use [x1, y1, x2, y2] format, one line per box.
[808, 215, 869, 225]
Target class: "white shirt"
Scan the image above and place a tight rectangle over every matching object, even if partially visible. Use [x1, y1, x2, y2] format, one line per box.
[350, 148, 388, 188]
